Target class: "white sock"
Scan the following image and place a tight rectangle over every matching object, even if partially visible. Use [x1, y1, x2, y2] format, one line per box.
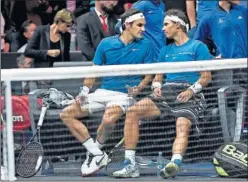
[125, 150, 136, 164]
[82, 138, 103, 155]
[95, 139, 104, 149]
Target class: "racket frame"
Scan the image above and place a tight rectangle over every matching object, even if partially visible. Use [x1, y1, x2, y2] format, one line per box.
[15, 106, 47, 178]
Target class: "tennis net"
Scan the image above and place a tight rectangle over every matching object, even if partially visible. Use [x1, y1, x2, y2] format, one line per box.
[1, 58, 247, 179]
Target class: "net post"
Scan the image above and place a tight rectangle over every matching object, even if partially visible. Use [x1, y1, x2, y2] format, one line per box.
[5, 80, 16, 181]
[234, 87, 246, 141]
[2, 82, 9, 181]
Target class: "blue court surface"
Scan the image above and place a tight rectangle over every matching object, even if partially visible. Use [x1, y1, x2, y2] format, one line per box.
[16, 161, 247, 182]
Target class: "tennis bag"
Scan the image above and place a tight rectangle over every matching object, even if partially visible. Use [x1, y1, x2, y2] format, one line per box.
[213, 141, 247, 178]
[0, 95, 42, 131]
[42, 88, 74, 108]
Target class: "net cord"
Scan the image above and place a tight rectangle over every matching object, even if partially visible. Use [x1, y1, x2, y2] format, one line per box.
[1, 58, 247, 81]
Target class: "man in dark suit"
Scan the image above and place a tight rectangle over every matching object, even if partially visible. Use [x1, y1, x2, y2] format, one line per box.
[5, 20, 37, 52]
[76, 0, 118, 62]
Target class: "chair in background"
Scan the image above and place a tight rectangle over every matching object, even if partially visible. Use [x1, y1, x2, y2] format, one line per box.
[69, 51, 83, 62]
[211, 69, 246, 143]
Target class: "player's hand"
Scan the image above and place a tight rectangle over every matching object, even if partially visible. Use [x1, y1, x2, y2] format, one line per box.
[126, 85, 140, 97]
[153, 87, 162, 98]
[176, 89, 194, 103]
[75, 88, 89, 104]
[47, 49, 60, 57]
[75, 95, 87, 104]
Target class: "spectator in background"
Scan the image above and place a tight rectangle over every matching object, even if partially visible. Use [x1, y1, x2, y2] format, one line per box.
[42, 0, 67, 25]
[76, 0, 118, 61]
[67, 0, 91, 51]
[1, 0, 15, 34]
[114, 0, 138, 16]
[186, 0, 218, 53]
[186, 0, 219, 29]
[164, 0, 187, 14]
[1, 13, 5, 52]
[60, 8, 155, 177]
[26, 0, 64, 26]
[3, 0, 27, 31]
[69, 0, 90, 19]
[132, 0, 166, 59]
[194, 0, 247, 59]
[17, 21, 37, 52]
[15, 54, 37, 94]
[123, 0, 137, 11]
[25, 9, 72, 68]
[4, 20, 37, 52]
[25, 0, 48, 26]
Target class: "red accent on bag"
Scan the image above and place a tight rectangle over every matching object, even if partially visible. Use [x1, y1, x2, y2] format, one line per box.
[0, 96, 42, 131]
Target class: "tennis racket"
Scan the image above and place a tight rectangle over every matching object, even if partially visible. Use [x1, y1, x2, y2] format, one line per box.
[16, 106, 48, 178]
[105, 138, 155, 176]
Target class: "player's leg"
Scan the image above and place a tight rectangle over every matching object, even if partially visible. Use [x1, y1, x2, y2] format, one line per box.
[96, 104, 123, 145]
[95, 91, 135, 148]
[161, 117, 192, 179]
[81, 105, 124, 175]
[60, 100, 105, 176]
[82, 91, 130, 176]
[125, 97, 161, 151]
[113, 98, 161, 178]
[60, 101, 90, 142]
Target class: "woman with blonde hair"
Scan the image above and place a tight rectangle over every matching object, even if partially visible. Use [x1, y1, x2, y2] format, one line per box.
[25, 9, 73, 68]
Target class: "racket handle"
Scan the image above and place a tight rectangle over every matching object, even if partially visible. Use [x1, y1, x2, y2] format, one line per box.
[116, 138, 124, 147]
[37, 106, 47, 127]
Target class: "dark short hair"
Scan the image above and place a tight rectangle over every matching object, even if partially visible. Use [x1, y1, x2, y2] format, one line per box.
[16, 54, 26, 66]
[16, 54, 33, 66]
[120, 8, 142, 30]
[20, 20, 34, 34]
[165, 9, 189, 32]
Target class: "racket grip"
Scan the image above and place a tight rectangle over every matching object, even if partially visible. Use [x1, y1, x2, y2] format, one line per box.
[117, 138, 124, 147]
[37, 106, 47, 126]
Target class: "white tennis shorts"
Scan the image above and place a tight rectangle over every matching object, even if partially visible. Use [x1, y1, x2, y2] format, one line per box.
[83, 89, 135, 114]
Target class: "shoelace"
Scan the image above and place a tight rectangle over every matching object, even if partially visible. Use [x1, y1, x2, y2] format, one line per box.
[87, 153, 94, 167]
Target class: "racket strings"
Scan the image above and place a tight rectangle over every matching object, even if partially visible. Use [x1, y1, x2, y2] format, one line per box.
[106, 146, 125, 176]
[109, 146, 125, 164]
[16, 142, 43, 177]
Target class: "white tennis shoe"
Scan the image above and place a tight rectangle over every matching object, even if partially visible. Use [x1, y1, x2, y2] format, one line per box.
[81, 152, 108, 176]
[113, 159, 140, 178]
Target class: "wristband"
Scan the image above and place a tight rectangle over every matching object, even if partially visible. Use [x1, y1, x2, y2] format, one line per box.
[79, 86, 90, 96]
[151, 82, 162, 90]
[188, 82, 202, 94]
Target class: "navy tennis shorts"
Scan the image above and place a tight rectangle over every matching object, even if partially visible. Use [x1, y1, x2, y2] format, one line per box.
[148, 82, 207, 131]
